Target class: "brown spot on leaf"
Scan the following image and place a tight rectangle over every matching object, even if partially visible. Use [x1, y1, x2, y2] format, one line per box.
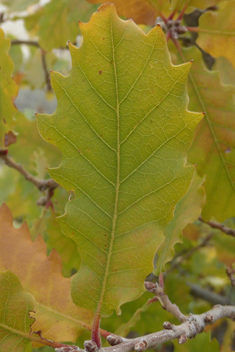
[99, 70, 102, 75]
[4, 131, 17, 147]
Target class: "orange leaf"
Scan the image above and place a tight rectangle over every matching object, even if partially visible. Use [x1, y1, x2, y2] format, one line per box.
[87, 0, 168, 26]
[0, 203, 93, 344]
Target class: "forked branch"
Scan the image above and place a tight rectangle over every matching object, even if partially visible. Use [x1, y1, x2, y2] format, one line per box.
[53, 304, 235, 352]
[53, 282, 235, 352]
[0, 149, 58, 192]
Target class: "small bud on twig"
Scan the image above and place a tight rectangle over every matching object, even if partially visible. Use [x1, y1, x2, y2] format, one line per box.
[144, 281, 157, 293]
[163, 321, 173, 330]
[204, 314, 213, 323]
[134, 340, 148, 352]
[106, 334, 122, 346]
[84, 340, 98, 352]
[178, 334, 187, 344]
[55, 347, 81, 352]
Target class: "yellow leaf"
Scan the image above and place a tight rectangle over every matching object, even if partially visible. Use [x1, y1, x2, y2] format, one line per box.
[197, 1, 235, 69]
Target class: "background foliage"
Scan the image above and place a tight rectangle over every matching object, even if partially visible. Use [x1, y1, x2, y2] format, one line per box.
[0, 0, 235, 351]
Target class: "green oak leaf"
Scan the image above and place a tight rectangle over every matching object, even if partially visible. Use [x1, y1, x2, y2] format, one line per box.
[37, 4, 202, 318]
[0, 28, 20, 147]
[213, 57, 235, 87]
[154, 172, 205, 275]
[37, 0, 98, 51]
[0, 271, 35, 352]
[178, 47, 235, 221]
[2, 0, 39, 12]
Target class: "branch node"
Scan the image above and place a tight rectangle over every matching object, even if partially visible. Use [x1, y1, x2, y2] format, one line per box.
[213, 304, 222, 309]
[106, 334, 122, 346]
[144, 281, 158, 293]
[134, 340, 148, 352]
[84, 340, 99, 352]
[36, 196, 47, 206]
[178, 334, 188, 344]
[55, 347, 81, 352]
[163, 321, 173, 330]
[204, 314, 213, 323]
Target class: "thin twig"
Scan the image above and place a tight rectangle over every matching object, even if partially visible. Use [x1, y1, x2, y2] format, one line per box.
[11, 39, 40, 47]
[187, 282, 234, 306]
[164, 232, 214, 276]
[145, 281, 187, 323]
[10, 39, 73, 50]
[199, 216, 235, 238]
[226, 267, 235, 288]
[0, 13, 5, 24]
[0, 149, 58, 191]
[40, 48, 52, 91]
[55, 305, 235, 352]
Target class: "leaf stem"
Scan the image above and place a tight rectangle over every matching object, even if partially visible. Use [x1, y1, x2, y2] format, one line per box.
[186, 26, 200, 32]
[176, 1, 190, 20]
[159, 11, 168, 24]
[91, 314, 102, 348]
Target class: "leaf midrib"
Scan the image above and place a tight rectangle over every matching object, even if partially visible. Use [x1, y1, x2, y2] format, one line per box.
[95, 17, 120, 317]
[35, 302, 92, 330]
[198, 28, 235, 36]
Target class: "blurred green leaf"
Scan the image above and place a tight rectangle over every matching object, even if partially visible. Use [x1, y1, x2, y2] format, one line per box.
[177, 46, 235, 221]
[155, 172, 205, 275]
[0, 271, 35, 351]
[0, 28, 20, 147]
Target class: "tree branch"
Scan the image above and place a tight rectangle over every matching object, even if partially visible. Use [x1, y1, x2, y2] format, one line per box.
[40, 48, 52, 91]
[187, 282, 234, 306]
[226, 267, 235, 288]
[199, 216, 235, 238]
[53, 305, 235, 352]
[0, 149, 58, 192]
[10, 39, 72, 50]
[11, 39, 40, 47]
[25, 282, 235, 352]
[145, 281, 187, 323]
